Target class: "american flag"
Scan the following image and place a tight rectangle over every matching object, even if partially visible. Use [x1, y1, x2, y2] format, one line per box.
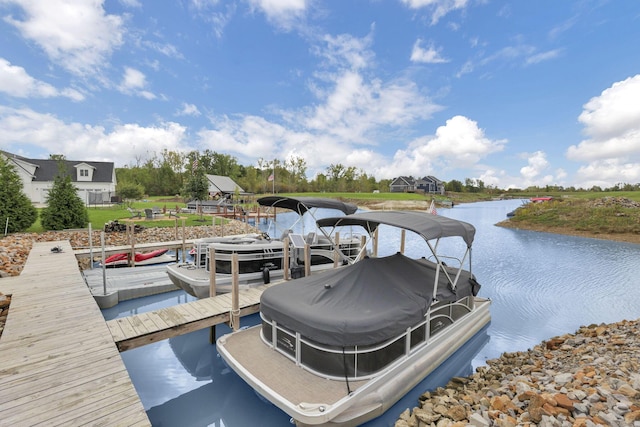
[267, 173, 274, 182]
[428, 199, 437, 215]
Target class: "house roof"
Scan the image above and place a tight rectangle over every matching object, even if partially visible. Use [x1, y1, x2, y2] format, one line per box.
[206, 174, 245, 194]
[391, 176, 416, 185]
[1, 151, 114, 183]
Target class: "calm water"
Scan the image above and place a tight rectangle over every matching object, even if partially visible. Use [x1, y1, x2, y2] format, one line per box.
[102, 200, 640, 426]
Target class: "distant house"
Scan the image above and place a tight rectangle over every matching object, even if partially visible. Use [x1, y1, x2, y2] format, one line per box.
[205, 174, 252, 202]
[389, 176, 417, 193]
[390, 175, 445, 194]
[1, 151, 117, 205]
[416, 176, 445, 195]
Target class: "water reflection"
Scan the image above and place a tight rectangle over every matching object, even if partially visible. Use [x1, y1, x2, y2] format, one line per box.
[101, 200, 640, 426]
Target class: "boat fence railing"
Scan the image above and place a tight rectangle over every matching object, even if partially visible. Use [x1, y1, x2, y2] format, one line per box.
[260, 296, 474, 381]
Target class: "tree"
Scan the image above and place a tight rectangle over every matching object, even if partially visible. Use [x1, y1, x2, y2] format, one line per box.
[0, 156, 38, 232]
[117, 182, 145, 202]
[40, 162, 89, 230]
[181, 158, 209, 202]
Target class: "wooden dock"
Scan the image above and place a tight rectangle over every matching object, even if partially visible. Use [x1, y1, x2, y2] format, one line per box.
[0, 241, 150, 426]
[106, 283, 275, 352]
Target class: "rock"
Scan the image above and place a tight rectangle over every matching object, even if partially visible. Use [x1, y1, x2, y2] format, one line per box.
[395, 317, 640, 427]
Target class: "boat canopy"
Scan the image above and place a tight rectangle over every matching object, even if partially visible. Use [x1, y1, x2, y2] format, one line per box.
[317, 210, 476, 247]
[260, 252, 476, 347]
[257, 196, 358, 216]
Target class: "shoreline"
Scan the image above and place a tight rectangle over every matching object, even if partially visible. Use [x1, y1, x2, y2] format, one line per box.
[395, 318, 640, 426]
[496, 220, 640, 245]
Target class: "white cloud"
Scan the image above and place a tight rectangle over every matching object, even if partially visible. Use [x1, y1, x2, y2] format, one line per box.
[176, 103, 201, 117]
[118, 67, 156, 99]
[0, 106, 187, 166]
[524, 49, 562, 66]
[314, 31, 376, 71]
[2, 0, 125, 76]
[247, 0, 308, 30]
[410, 39, 449, 64]
[566, 75, 640, 187]
[377, 115, 506, 179]
[520, 151, 549, 180]
[119, 0, 141, 7]
[0, 58, 84, 101]
[400, 0, 471, 25]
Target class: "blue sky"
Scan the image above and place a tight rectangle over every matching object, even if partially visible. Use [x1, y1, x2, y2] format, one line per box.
[1, 0, 639, 189]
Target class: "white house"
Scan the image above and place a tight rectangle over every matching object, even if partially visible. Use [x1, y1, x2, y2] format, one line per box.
[1, 151, 117, 205]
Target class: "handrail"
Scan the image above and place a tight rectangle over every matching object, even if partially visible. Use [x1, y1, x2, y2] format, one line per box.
[261, 298, 473, 381]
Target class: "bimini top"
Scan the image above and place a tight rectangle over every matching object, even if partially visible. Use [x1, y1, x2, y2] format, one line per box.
[257, 196, 358, 216]
[317, 210, 476, 247]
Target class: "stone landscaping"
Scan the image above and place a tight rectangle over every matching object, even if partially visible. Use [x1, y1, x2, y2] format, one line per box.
[395, 319, 640, 427]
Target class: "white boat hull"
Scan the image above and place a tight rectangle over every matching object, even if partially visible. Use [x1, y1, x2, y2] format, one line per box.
[217, 297, 491, 426]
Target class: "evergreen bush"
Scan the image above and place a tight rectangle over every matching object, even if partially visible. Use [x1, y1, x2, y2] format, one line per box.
[40, 164, 89, 230]
[0, 156, 38, 233]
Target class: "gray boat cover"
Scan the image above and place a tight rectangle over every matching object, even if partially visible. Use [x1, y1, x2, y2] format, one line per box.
[316, 210, 476, 247]
[260, 253, 476, 347]
[257, 196, 358, 216]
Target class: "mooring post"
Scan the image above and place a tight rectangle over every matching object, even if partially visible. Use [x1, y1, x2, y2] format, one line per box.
[333, 232, 340, 268]
[283, 237, 290, 280]
[400, 229, 406, 254]
[209, 249, 216, 297]
[129, 224, 136, 267]
[304, 244, 311, 277]
[231, 253, 240, 331]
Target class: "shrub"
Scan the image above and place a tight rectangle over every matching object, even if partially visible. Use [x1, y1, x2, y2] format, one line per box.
[0, 156, 38, 232]
[40, 164, 89, 230]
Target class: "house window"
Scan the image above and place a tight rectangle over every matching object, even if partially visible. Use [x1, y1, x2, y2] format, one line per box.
[80, 169, 89, 177]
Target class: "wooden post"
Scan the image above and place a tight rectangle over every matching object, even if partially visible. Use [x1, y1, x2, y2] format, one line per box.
[359, 235, 367, 261]
[231, 253, 239, 331]
[333, 232, 340, 268]
[283, 237, 290, 280]
[88, 223, 93, 269]
[304, 244, 311, 277]
[400, 229, 406, 254]
[373, 227, 379, 257]
[174, 217, 178, 240]
[129, 223, 136, 267]
[209, 249, 216, 297]
[181, 218, 186, 262]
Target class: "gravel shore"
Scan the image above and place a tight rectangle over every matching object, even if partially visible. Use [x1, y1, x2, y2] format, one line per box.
[1, 221, 639, 426]
[395, 319, 640, 427]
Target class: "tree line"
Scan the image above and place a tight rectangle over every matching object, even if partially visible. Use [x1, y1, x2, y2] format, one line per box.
[116, 149, 386, 200]
[116, 149, 640, 200]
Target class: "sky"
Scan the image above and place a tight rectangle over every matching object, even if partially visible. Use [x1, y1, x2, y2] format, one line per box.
[1, 0, 639, 190]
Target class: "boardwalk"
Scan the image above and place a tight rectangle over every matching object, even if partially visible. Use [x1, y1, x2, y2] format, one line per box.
[106, 284, 275, 352]
[0, 241, 150, 426]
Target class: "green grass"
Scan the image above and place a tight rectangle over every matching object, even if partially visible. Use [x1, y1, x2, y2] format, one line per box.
[26, 198, 230, 233]
[508, 197, 640, 235]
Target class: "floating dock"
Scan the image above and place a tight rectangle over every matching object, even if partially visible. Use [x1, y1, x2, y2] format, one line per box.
[106, 283, 274, 352]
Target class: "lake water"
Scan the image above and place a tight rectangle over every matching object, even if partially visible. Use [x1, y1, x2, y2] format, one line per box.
[101, 199, 640, 426]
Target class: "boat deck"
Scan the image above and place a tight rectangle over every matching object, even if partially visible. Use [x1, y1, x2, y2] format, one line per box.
[219, 327, 367, 406]
[0, 241, 150, 426]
